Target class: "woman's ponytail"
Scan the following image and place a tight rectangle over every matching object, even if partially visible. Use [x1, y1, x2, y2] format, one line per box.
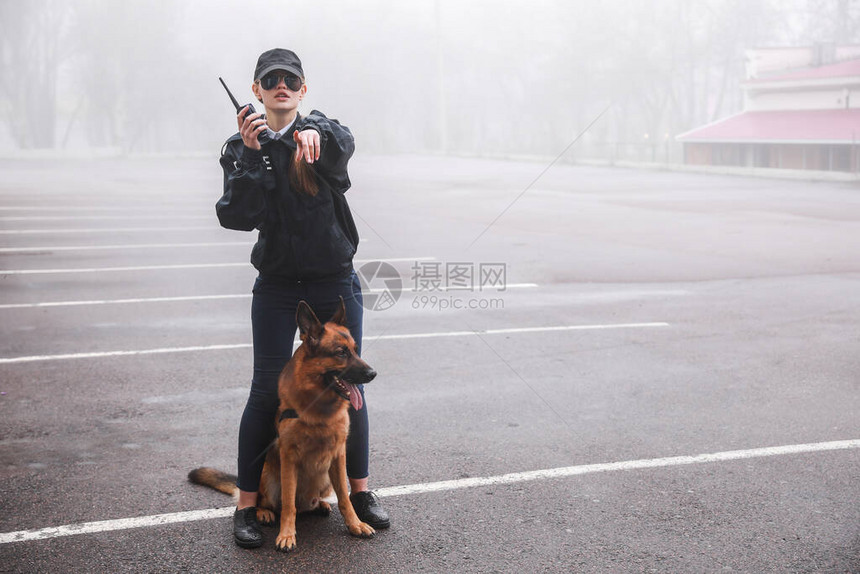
[289, 151, 319, 196]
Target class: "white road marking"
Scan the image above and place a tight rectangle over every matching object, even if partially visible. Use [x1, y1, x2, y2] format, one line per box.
[0, 206, 200, 213]
[0, 508, 236, 544]
[1, 262, 249, 275]
[0, 227, 215, 235]
[375, 322, 668, 340]
[0, 294, 253, 309]
[0, 283, 539, 310]
[0, 257, 433, 276]
[1, 438, 857, 544]
[376, 439, 860, 497]
[0, 215, 209, 222]
[0, 242, 253, 253]
[0, 344, 252, 364]
[0, 322, 667, 364]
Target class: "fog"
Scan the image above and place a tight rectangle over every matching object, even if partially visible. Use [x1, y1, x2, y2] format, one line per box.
[1, 0, 856, 160]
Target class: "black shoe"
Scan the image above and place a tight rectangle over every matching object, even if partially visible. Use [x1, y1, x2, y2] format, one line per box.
[349, 491, 390, 529]
[233, 507, 263, 549]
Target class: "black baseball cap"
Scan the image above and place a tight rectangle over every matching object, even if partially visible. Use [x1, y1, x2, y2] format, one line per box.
[254, 48, 304, 81]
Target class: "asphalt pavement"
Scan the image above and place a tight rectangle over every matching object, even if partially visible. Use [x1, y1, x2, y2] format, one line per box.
[0, 155, 858, 573]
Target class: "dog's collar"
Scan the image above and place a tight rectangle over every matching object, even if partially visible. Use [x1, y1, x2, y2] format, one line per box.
[279, 408, 299, 422]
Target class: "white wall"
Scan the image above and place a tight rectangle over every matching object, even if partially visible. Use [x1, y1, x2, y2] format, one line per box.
[745, 45, 860, 79]
[745, 85, 860, 110]
[746, 48, 815, 78]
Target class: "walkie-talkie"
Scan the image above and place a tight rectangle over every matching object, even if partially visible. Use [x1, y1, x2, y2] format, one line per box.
[219, 77, 271, 145]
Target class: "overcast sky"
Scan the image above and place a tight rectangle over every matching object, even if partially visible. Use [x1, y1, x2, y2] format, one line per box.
[0, 0, 853, 155]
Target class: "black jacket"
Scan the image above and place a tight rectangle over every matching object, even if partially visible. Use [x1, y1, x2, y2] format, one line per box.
[217, 110, 359, 281]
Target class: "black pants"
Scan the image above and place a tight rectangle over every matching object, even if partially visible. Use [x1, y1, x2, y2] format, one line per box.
[236, 270, 369, 492]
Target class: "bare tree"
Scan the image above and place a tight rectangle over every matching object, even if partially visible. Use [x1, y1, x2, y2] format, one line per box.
[0, 0, 70, 148]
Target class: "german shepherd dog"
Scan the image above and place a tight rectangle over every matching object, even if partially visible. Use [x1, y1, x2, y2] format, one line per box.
[189, 298, 377, 551]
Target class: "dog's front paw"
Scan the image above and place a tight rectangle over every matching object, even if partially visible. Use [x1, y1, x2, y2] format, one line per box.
[256, 508, 276, 526]
[275, 532, 297, 552]
[347, 521, 375, 539]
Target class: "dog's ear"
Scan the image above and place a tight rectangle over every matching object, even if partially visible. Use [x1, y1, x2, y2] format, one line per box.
[329, 296, 348, 326]
[296, 301, 323, 347]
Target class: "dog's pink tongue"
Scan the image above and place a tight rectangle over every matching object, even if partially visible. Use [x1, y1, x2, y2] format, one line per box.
[347, 383, 363, 411]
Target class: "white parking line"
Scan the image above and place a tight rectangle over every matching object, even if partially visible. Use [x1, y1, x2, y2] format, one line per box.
[0, 294, 253, 309]
[1, 262, 249, 274]
[0, 257, 433, 276]
[0, 206, 199, 213]
[0, 322, 667, 364]
[0, 344, 252, 364]
[0, 284, 539, 310]
[0, 215, 209, 222]
[1, 438, 857, 544]
[0, 226, 215, 235]
[0, 242, 254, 254]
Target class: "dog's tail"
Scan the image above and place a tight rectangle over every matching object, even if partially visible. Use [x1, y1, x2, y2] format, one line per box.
[188, 467, 239, 498]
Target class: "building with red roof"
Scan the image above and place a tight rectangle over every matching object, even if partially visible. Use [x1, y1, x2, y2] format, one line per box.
[677, 44, 860, 172]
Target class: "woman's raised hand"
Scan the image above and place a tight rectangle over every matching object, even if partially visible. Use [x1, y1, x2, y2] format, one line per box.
[238, 106, 267, 150]
[293, 129, 321, 164]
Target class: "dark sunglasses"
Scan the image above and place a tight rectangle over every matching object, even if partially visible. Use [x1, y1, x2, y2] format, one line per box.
[259, 71, 303, 91]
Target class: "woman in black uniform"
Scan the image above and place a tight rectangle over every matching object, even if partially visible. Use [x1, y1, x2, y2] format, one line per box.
[217, 48, 389, 548]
